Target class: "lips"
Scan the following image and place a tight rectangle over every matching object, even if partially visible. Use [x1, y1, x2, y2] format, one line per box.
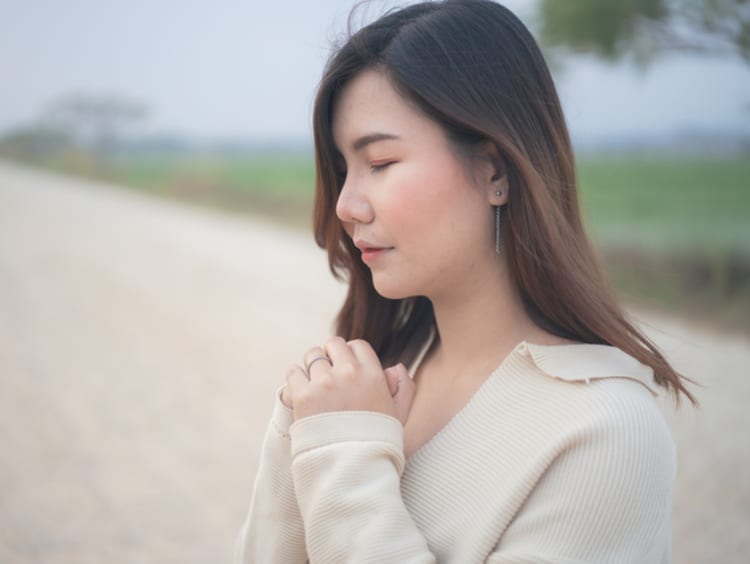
[354, 240, 393, 264]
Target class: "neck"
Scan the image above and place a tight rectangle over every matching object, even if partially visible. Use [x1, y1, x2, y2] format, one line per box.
[427, 260, 541, 381]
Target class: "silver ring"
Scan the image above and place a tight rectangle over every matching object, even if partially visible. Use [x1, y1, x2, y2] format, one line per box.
[305, 355, 331, 373]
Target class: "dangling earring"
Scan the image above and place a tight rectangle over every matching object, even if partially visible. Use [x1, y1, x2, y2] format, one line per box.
[495, 190, 502, 255]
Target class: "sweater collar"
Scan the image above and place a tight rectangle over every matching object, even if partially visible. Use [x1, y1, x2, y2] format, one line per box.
[517, 341, 660, 396]
[407, 331, 660, 396]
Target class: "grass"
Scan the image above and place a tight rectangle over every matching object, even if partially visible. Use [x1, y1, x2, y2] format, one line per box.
[114, 154, 315, 198]
[118, 154, 316, 226]
[577, 156, 750, 254]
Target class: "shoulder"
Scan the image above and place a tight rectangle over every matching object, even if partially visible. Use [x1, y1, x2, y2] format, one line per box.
[521, 341, 659, 395]
[500, 341, 675, 461]
[489, 345, 677, 561]
[512, 340, 663, 407]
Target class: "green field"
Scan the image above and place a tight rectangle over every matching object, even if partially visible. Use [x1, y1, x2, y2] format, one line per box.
[113, 153, 315, 199]
[105, 153, 749, 254]
[106, 153, 317, 226]
[577, 156, 749, 254]
[9, 151, 750, 332]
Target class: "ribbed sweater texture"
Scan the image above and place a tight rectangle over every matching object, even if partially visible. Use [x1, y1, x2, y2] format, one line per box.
[236, 341, 676, 563]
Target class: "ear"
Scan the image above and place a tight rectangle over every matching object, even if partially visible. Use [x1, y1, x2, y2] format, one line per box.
[487, 172, 509, 206]
[478, 142, 509, 206]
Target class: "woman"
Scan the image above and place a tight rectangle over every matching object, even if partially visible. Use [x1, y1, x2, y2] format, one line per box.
[236, 1, 695, 562]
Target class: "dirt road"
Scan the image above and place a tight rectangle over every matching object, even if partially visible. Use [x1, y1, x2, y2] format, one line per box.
[1, 161, 747, 563]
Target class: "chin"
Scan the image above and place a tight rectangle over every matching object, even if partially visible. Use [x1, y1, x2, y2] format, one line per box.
[371, 275, 420, 301]
[372, 283, 406, 300]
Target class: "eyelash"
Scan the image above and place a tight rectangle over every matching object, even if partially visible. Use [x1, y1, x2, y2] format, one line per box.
[333, 160, 394, 180]
[370, 161, 395, 173]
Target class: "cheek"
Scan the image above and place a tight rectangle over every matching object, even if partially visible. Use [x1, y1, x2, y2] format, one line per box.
[414, 166, 486, 232]
[373, 156, 488, 247]
[393, 160, 469, 215]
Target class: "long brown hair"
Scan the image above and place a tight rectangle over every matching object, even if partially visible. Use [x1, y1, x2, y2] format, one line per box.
[312, 0, 695, 404]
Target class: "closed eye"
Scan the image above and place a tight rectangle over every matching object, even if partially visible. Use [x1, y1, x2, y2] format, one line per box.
[370, 161, 396, 173]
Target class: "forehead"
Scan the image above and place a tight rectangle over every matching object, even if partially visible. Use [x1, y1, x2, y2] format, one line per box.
[331, 69, 437, 150]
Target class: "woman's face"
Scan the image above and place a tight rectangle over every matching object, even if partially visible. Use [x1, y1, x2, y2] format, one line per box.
[332, 69, 504, 301]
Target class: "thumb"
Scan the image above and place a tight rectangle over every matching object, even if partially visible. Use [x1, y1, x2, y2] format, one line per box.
[385, 365, 401, 397]
[384, 363, 415, 426]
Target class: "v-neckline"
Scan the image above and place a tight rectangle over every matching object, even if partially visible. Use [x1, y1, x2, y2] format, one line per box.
[402, 336, 657, 465]
[404, 339, 530, 465]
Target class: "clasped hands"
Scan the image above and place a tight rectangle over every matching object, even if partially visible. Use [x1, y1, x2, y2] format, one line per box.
[281, 336, 416, 425]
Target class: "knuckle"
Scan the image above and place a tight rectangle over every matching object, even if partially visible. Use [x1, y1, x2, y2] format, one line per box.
[328, 336, 346, 347]
[294, 388, 311, 406]
[303, 347, 322, 363]
[348, 338, 371, 352]
[313, 372, 334, 391]
[337, 362, 357, 379]
[294, 386, 315, 405]
[305, 372, 336, 398]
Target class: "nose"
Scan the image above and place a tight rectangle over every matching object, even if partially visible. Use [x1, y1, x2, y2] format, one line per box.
[335, 173, 374, 225]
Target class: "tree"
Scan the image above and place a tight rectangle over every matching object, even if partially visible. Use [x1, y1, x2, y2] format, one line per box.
[43, 93, 148, 159]
[0, 93, 149, 169]
[538, 0, 750, 65]
[0, 125, 73, 161]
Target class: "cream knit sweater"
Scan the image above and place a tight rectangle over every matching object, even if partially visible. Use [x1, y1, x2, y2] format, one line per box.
[235, 340, 675, 563]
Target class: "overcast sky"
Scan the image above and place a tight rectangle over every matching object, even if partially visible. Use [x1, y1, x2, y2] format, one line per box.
[2, 0, 749, 145]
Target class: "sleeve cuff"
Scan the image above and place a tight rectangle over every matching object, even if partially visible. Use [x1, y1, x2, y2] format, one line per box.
[269, 386, 295, 439]
[290, 411, 404, 459]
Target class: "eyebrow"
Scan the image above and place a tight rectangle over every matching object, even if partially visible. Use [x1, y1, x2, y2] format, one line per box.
[351, 132, 400, 151]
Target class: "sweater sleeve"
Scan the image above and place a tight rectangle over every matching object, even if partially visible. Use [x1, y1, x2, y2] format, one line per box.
[486, 398, 676, 564]
[289, 411, 436, 564]
[234, 389, 307, 564]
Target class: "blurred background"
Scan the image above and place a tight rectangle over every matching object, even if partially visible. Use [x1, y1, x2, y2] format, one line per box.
[1, 1, 748, 563]
[2, 0, 748, 331]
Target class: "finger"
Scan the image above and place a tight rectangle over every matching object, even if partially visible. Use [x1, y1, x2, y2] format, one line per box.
[285, 364, 309, 402]
[323, 336, 358, 370]
[390, 364, 416, 426]
[347, 339, 383, 372]
[280, 385, 293, 409]
[303, 346, 331, 376]
[384, 365, 400, 397]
